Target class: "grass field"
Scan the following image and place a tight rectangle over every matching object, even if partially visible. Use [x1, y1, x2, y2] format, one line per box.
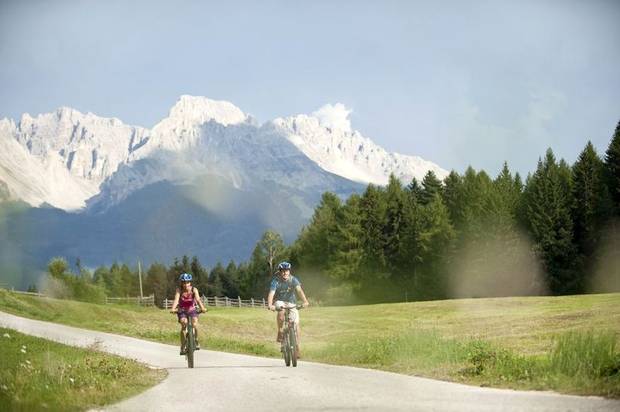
[0, 289, 618, 397]
[0, 326, 166, 411]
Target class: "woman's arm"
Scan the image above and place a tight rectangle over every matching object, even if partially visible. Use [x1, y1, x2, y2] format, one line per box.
[193, 287, 207, 312]
[170, 288, 181, 311]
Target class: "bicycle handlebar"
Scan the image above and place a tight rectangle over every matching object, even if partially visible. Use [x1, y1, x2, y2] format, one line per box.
[275, 304, 305, 311]
[170, 307, 204, 314]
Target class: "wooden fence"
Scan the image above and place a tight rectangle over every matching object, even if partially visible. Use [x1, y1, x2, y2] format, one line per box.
[3, 287, 261, 309]
[2, 287, 155, 307]
[162, 296, 267, 309]
[105, 295, 155, 306]
[3, 288, 45, 297]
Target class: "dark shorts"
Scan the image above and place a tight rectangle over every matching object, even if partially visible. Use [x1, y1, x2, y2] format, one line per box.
[177, 307, 198, 321]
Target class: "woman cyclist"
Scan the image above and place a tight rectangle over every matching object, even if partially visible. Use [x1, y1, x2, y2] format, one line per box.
[170, 273, 207, 355]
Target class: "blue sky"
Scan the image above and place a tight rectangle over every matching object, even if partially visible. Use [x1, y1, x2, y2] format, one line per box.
[1, 0, 619, 176]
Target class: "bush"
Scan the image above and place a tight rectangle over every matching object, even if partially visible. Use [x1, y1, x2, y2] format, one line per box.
[43, 257, 107, 304]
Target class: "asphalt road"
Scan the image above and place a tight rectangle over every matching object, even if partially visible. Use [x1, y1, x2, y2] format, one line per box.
[1, 310, 618, 412]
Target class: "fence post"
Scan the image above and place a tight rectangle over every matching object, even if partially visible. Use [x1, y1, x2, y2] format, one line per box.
[251, 298, 254, 307]
[262, 298, 266, 308]
[225, 296, 229, 307]
[238, 296, 241, 307]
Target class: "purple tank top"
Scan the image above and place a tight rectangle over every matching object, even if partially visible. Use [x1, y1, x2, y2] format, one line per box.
[179, 289, 195, 310]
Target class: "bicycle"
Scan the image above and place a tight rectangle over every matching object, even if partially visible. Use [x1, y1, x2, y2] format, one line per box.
[277, 304, 304, 367]
[171, 307, 202, 368]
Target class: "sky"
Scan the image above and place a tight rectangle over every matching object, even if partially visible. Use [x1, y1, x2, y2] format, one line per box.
[1, 0, 619, 177]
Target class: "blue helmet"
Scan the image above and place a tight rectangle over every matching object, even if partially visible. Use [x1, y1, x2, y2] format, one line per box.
[178, 273, 192, 282]
[277, 261, 291, 271]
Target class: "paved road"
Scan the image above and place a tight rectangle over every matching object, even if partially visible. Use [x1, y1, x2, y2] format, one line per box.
[1, 311, 618, 412]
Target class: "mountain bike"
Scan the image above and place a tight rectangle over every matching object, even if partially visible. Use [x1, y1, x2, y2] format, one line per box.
[171, 308, 202, 368]
[277, 305, 303, 367]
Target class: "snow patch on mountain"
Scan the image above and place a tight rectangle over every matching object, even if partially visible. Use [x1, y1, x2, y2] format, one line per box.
[141, 96, 250, 153]
[16, 107, 149, 183]
[0, 128, 97, 209]
[273, 105, 448, 185]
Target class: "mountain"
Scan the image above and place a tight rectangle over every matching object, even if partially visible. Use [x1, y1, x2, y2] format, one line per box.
[0, 96, 447, 288]
[0, 108, 148, 210]
[274, 112, 446, 185]
[0, 96, 447, 211]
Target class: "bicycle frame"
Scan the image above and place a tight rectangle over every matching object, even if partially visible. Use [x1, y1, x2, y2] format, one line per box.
[173, 307, 201, 368]
[278, 305, 302, 367]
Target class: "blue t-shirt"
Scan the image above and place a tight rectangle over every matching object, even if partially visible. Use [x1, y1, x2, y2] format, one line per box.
[270, 275, 301, 303]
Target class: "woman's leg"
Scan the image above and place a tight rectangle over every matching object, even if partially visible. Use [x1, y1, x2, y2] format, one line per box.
[192, 317, 200, 348]
[179, 317, 188, 353]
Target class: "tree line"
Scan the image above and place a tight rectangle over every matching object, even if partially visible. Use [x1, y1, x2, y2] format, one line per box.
[40, 121, 620, 305]
[288, 121, 620, 303]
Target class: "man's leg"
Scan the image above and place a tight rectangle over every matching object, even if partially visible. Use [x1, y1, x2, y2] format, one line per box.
[277, 310, 284, 342]
[293, 311, 301, 358]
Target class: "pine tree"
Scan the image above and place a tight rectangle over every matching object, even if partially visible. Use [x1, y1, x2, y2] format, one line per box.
[523, 149, 578, 294]
[414, 194, 455, 300]
[406, 177, 424, 204]
[442, 170, 462, 226]
[456, 167, 493, 240]
[145, 263, 168, 307]
[489, 162, 521, 232]
[294, 192, 341, 272]
[572, 142, 606, 261]
[604, 120, 620, 214]
[399, 193, 424, 298]
[190, 256, 209, 296]
[357, 184, 389, 301]
[421, 170, 442, 205]
[383, 174, 406, 275]
[208, 263, 225, 296]
[221, 260, 241, 297]
[329, 194, 363, 284]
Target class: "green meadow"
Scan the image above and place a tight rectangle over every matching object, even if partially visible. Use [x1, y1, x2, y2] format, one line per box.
[0, 326, 165, 411]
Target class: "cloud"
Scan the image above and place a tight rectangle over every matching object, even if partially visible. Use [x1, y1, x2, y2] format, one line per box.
[312, 103, 352, 132]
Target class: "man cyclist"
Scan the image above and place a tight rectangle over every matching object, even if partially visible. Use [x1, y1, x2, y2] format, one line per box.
[267, 261, 309, 356]
[170, 273, 207, 355]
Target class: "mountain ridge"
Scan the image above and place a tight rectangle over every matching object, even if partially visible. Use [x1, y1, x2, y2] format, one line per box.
[0, 96, 448, 211]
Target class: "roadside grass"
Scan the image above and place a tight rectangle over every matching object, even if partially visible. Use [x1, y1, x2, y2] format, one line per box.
[0, 327, 166, 411]
[0, 289, 618, 397]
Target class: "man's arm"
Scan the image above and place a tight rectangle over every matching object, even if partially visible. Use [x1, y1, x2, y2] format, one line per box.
[295, 285, 309, 308]
[267, 290, 276, 311]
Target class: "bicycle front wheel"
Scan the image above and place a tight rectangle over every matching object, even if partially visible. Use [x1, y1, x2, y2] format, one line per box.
[283, 330, 291, 367]
[187, 324, 195, 368]
[289, 326, 298, 367]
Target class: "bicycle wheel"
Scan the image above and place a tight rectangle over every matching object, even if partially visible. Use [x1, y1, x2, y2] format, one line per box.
[186, 324, 195, 368]
[289, 326, 298, 367]
[283, 329, 291, 367]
